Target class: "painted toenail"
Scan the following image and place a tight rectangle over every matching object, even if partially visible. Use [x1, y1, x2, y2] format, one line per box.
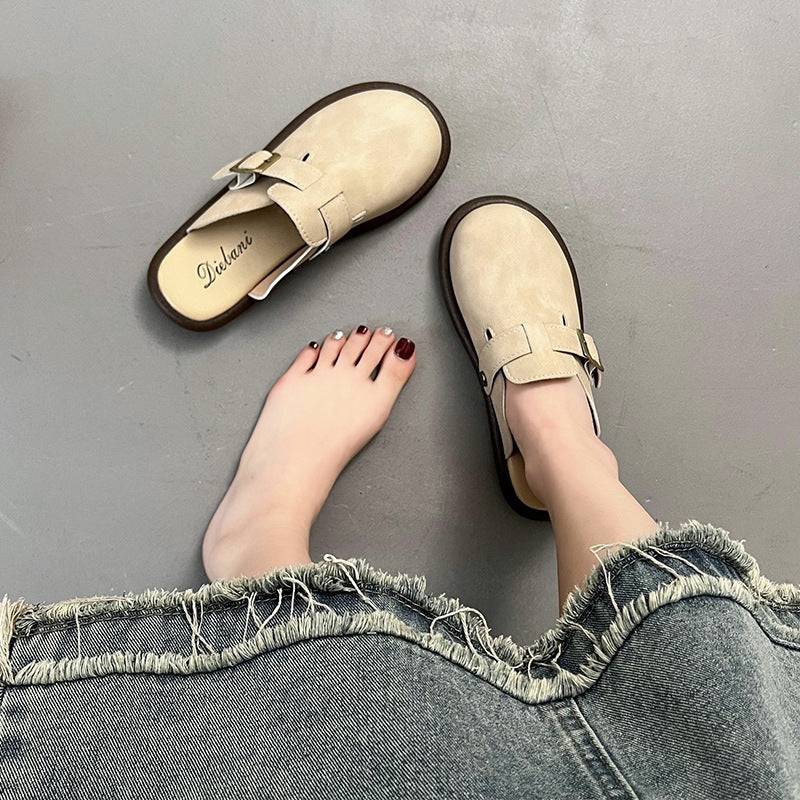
[381, 326, 393, 336]
[332, 330, 344, 340]
[356, 325, 369, 334]
[309, 341, 319, 349]
[394, 338, 415, 360]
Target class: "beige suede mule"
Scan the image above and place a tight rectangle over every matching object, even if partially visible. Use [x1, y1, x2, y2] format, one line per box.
[439, 196, 604, 519]
[149, 82, 450, 330]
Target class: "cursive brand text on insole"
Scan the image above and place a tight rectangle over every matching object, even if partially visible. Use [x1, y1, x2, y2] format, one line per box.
[197, 230, 254, 288]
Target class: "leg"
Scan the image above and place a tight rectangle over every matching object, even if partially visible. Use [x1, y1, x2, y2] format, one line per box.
[202, 325, 416, 581]
[506, 376, 658, 606]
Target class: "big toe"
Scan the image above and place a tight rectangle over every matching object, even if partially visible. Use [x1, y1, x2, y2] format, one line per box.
[375, 337, 416, 397]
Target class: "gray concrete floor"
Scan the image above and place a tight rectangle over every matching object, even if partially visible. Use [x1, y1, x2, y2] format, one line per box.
[2, 1, 798, 643]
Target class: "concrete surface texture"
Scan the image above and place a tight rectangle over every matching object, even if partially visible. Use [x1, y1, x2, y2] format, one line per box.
[1, 1, 798, 643]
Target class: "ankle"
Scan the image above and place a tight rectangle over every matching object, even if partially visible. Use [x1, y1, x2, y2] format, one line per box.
[203, 468, 317, 580]
[521, 427, 618, 505]
[203, 510, 312, 580]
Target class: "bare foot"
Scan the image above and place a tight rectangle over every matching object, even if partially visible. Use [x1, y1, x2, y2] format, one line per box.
[505, 376, 618, 505]
[203, 325, 417, 580]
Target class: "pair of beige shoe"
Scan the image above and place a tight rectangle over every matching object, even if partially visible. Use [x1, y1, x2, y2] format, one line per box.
[148, 82, 603, 519]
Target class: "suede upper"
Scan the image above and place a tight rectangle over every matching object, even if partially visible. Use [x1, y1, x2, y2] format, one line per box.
[447, 200, 603, 512]
[151, 85, 446, 327]
[190, 89, 444, 249]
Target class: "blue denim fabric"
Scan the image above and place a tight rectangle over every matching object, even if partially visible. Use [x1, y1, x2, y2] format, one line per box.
[1, 523, 799, 799]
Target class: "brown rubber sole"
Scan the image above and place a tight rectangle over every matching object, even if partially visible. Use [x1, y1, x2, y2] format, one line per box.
[148, 81, 451, 331]
[438, 195, 585, 520]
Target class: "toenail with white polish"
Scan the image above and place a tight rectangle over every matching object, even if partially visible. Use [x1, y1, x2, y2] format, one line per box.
[381, 326, 393, 336]
[332, 330, 344, 340]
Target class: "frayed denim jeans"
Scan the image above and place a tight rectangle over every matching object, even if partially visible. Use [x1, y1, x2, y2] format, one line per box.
[2, 522, 799, 799]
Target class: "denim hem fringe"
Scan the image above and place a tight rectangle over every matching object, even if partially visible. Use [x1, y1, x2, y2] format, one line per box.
[2, 521, 799, 702]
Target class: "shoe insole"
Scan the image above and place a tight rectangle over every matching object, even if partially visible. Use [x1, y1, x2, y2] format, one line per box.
[155, 205, 306, 322]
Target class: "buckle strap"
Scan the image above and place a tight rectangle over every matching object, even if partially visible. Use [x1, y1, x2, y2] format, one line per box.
[477, 322, 603, 393]
[190, 150, 364, 247]
[546, 325, 603, 373]
[477, 325, 532, 390]
[213, 150, 323, 192]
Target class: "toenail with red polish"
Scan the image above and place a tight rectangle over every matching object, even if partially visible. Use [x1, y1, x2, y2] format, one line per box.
[309, 341, 319, 349]
[356, 325, 369, 334]
[394, 338, 415, 360]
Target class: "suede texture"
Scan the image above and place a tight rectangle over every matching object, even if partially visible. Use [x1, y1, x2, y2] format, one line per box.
[448, 201, 602, 512]
[153, 86, 445, 323]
